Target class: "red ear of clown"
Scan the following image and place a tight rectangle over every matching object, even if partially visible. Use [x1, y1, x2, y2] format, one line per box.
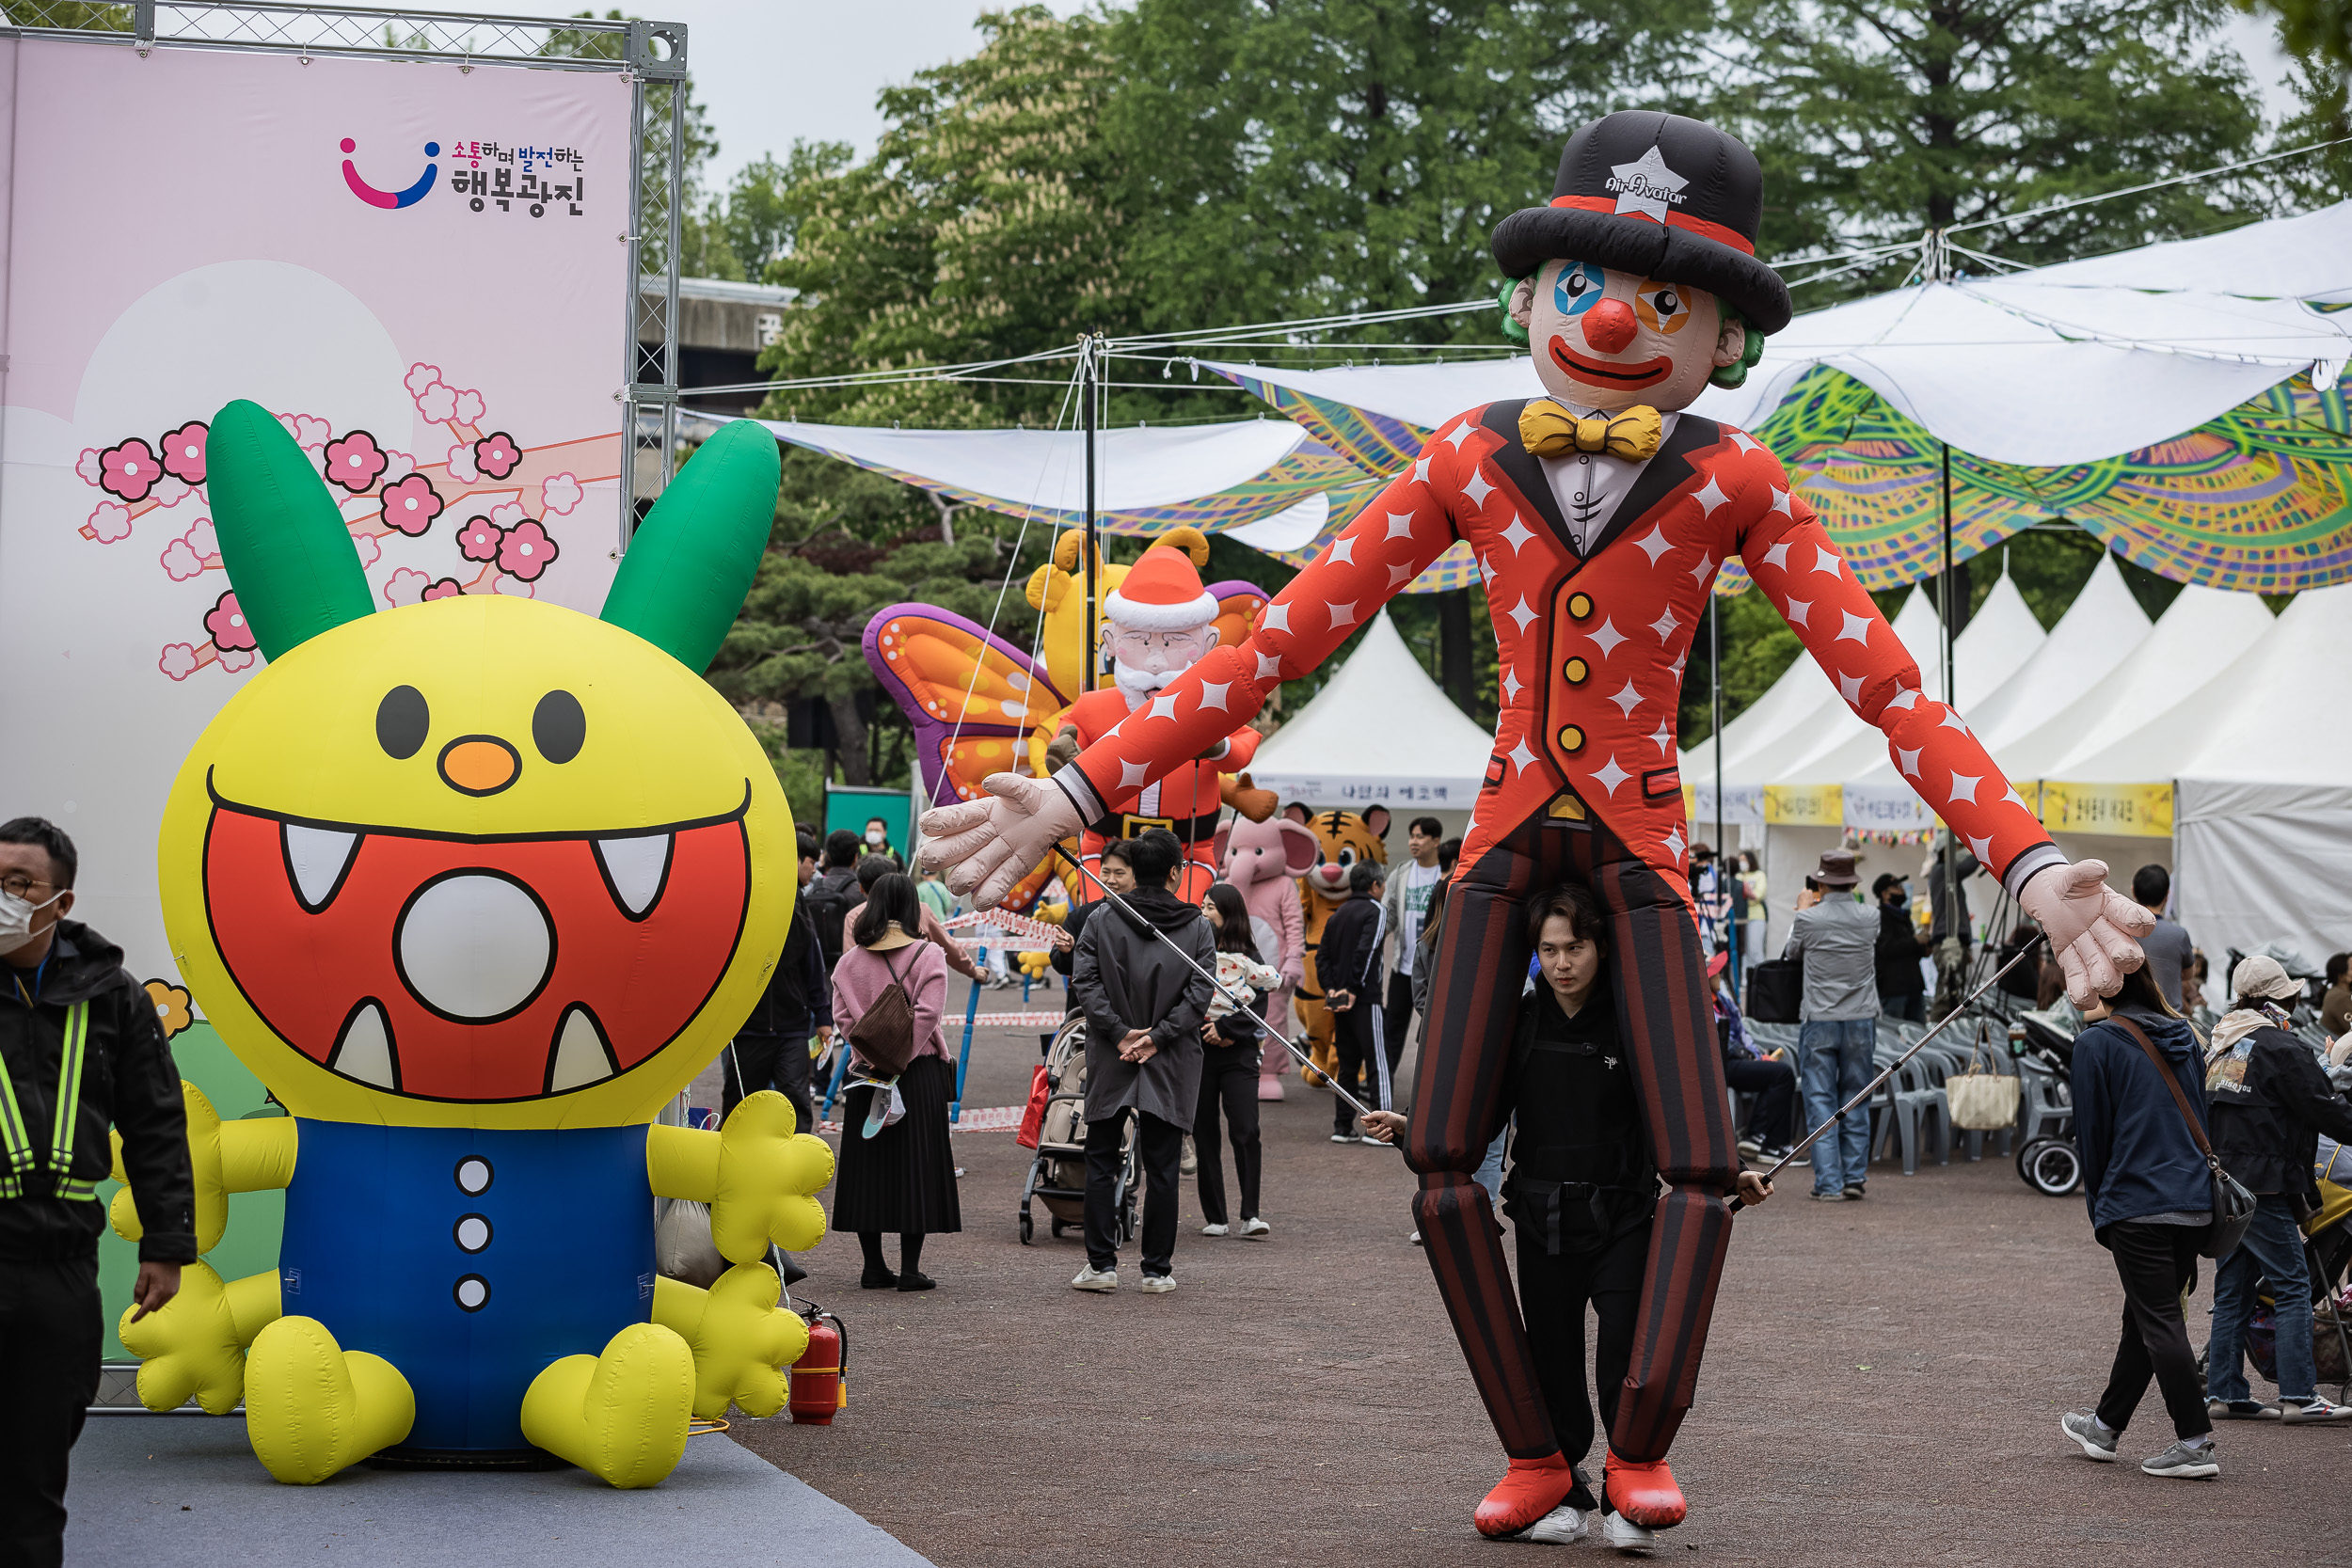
[205, 400, 376, 661]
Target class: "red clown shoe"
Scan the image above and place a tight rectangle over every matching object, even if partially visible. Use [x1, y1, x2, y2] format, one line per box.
[1472, 1452, 1577, 1538]
[1603, 1449, 1688, 1529]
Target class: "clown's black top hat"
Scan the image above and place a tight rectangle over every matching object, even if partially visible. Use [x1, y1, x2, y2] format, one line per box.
[1492, 111, 1793, 335]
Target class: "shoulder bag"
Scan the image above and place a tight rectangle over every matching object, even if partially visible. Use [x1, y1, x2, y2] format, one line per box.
[1743, 956, 1803, 1025]
[2114, 1015, 2256, 1260]
[1947, 1020, 2023, 1132]
[847, 947, 921, 1079]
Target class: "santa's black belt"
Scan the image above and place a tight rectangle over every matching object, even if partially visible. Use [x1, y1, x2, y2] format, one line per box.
[1089, 807, 1222, 844]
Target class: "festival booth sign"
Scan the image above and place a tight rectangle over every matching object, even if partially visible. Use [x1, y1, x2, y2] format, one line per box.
[0, 33, 634, 1358]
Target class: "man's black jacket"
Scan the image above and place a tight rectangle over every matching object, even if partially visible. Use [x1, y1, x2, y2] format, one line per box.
[1317, 891, 1385, 1006]
[0, 921, 196, 1263]
[2206, 1022, 2352, 1200]
[738, 897, 831, 1038]
[1874, 904, 1926, 999]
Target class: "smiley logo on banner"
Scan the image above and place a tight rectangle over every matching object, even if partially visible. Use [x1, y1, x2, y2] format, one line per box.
[341, 137, 440, 209]
[158, 401, 791, 1130]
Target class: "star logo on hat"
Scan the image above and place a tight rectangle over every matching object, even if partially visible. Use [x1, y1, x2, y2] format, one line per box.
[1607, 145, 1690, 222]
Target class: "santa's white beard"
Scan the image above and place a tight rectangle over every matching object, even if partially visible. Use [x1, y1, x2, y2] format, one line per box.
[1111, 657, 1182, 707]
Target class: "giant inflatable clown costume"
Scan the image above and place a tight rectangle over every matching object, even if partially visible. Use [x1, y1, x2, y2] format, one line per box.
[110, 404, 833, 1487]
[922, 112, 2153, 1537]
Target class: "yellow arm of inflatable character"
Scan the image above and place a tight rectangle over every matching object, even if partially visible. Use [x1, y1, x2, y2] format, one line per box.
[109, 1083, 297, 1254]
[652, 1264, 811, 1419]
[119, 1260, 283, 1414]
[646, 1091, 834, 1262]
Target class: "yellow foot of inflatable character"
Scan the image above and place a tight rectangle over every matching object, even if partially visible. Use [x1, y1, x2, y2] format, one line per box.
[520, 1322, 695, 1488]
[244, 1316, 416, 1484]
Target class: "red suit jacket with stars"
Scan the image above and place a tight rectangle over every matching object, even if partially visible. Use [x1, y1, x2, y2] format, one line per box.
[1066, 687, 1259, 842]
[1053, 402, 2062, 906]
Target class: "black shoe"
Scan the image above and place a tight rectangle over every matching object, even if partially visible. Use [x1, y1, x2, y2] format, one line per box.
[897, 1271, 937, 1292]
[1843, 1183, 1867, 1201]
[860, 1267, 898, 1290]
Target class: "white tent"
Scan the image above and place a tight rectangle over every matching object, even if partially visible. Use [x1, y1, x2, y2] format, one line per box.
[1946, 555, 2153, 755]
[1248, 610, 1495, 815]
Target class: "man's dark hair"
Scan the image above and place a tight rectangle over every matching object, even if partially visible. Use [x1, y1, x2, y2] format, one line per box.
[1871, 873, 1904, 899]
[2131, 863, 2170, 910]
[823, 829, 862, 868]
[850, 872, 923, 949]
[2328, 952, 2350, 987]
[1409, 815, 1444, 840]
[1438, 836, 1462, 874]
[855, 854, 900, 893]
[796, 828, 819, 862]
[1348, 860, 1383, 896]
[1526, 880, 1606, 949]
[1098, 838, 1136, 871]
[866, 816, 889, 834]
[0, 817, 76, 890]
[1125, 828, 1183, 889]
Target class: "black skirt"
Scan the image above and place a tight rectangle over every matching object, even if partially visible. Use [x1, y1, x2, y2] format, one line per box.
[833, 1054, 962, 1236]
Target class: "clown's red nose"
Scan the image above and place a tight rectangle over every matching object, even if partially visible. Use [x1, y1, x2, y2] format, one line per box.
[1581, 297, 1638, 355]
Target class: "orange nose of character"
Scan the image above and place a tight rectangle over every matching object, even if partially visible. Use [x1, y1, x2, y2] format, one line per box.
[438, 736, 520, 797]
[1581, 297, 1638, 355]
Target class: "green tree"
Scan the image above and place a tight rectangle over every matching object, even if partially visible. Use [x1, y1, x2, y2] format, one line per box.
[2236, 0, 2352, 77]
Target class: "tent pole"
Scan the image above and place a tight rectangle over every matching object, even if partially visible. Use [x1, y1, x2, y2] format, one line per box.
[1709, 590, 1725, 979]
[1083, 335, 1099, 694]
[1938, 439, 1960, 1011]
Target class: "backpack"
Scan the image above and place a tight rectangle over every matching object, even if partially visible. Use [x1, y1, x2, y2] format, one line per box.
[803, 868, 863, 973]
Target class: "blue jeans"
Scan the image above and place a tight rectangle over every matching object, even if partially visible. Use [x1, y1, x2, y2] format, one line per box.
[1798, 1019, 1877, 1196]
[1474, 1125, 1507, 1205]
[2208, 1192, 2316, 1402]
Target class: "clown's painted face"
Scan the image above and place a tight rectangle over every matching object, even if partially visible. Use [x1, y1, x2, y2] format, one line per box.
[1514, 259, 1746, 415]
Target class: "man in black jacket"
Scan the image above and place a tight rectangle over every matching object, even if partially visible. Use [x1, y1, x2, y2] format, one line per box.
[1, 817, 196, 1568]
[1870, 874, 1928, 1023]
[2201, 955, 2352, 1423]
[1319, 860, 1389, 1142]
[802, 830, 866, 975]
[723, 829, 832, 1137]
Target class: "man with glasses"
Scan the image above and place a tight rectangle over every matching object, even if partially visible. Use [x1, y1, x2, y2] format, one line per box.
[0, 816, 195, 1568]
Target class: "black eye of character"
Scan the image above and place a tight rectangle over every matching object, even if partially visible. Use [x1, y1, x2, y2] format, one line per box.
[1655, 288, 1680, 314]
[1563, 271, 1592, 297]
[532, 689, 586, 764]
[376, 686, 429, 759]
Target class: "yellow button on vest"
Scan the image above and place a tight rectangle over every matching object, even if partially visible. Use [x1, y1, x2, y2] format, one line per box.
[1557, 724, 1585, 752]
[1562, 657, 1589, 685]
[1566, 592, 1594, 620]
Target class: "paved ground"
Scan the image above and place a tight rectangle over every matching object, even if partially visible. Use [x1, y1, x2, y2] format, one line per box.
[721, 975, 2350, 1567]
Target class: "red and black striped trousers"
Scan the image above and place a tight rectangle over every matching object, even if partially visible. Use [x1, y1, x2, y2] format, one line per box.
[1406, 801, 1738, 1464]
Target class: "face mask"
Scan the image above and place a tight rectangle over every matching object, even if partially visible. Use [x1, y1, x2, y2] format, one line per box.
[865, 831, 884, 847]
[1888, 894, 1907, 910]
[0, 887, 65, 957]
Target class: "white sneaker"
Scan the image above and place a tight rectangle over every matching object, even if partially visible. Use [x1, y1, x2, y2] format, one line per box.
[1137, 1273, 1176, 1293]
[2282, 1395, 2352, 1423]
[1240, 1216, 1272, 1239]
[1071, 1265, 1118, 1291]
[1603, 1513, 1656, 1553]
[1330, 1132, 1359, 1144]
[1200, 1222, 1230, 1237]
[1523, 1503, 1587, 1544]
[1180, 1136, 1198, 1176]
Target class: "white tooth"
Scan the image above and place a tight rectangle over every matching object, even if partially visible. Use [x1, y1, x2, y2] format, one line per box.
[285, 824, 360, 911]
[548, 1006, 614, 1092]
[333, 1003, 396, 1088]
[595, 833, 673, 917]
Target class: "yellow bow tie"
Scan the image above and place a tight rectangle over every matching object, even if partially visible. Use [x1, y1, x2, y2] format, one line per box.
[1519, 400, 1662, 462]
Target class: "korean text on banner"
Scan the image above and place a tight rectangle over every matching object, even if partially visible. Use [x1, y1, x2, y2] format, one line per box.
[1763, 784, 1844, 827]
[2036, 781, 2175, 838]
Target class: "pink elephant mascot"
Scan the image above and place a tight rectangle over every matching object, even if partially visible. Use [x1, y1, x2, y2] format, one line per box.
[1213, 813, 1319, 1101]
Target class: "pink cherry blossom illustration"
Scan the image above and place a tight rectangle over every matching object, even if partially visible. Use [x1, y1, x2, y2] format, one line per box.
[382, 568, 430, 608]
[352, 532, 382, 569]
[160, 538, 204, 582]
[159, 420, 209, 484]
[150, 476, 191, 509]
[405, 363, 444, 401]
[278, 412, 331, 450]
[76, 448, 105, 486]
[487, 499, 527, 529]
[205, 590, 257, 652]
[497, 518, 558, 580]
[324, 430, 389, 493]
[446, 439, 481, 483]
[493, 573, 536, 598]
[380, 450, 416, 485]
[539, 472, 583, 516]
[472, 432, 521, 480]
[99, 438, 161, 502]
[378, 473, 444, 536]
[416, 381, 457, 424]
[159, 643, 200, 682]
[456, 515, 503, 562]
[421, 577, 467, 602]
[453, 388, 485, 425]
[183, 516, 218, 561]
[217, 648, 256, 673]
[87, 501, 133, 543]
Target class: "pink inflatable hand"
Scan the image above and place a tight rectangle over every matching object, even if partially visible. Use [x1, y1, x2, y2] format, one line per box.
[2017, 859, 2155, 1008]
[917, 772, 1083, 908]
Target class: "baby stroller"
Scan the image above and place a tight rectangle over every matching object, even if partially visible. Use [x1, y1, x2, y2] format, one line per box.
[1018, 1014, 1138, 1246]
[2009, 1006, 2083, 1196]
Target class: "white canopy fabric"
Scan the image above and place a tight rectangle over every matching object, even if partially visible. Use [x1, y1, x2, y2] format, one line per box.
[2029, 201, 2352, 302]
[1247, 610, 1495, 810]
[1912, 554, 2151, 759]
[1684, 588, 1936, 783]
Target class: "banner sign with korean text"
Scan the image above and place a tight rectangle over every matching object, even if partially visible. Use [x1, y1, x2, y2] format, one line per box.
[2034, 780, 2176, 839]
[0, 38, 629, 984]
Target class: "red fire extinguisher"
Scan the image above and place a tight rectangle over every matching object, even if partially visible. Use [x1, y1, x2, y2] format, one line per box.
[789, 1309, 847, 1425]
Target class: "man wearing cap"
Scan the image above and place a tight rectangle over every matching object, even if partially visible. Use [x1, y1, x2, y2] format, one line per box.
[1784, 850, 1883, 1203]
[923, 110, 2153, 1541]
[1045, 543, 1258, 902]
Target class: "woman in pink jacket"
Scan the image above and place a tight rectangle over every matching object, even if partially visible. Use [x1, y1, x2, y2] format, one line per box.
[831, 873, 960, 1291]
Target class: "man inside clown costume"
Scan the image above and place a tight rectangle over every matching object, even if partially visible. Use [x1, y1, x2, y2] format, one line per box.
[925, 111, 2152, 1543]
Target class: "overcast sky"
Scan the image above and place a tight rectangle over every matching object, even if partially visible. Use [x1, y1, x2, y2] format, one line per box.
[672, 1, 2306, 196]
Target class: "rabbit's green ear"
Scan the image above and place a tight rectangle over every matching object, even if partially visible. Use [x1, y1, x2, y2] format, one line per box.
[205, 400, 374, 659]
[598, 421, 781, 672]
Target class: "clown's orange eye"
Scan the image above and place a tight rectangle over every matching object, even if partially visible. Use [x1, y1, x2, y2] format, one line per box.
[377, 686, 429, 759]
[1636, 281, 1691, 335]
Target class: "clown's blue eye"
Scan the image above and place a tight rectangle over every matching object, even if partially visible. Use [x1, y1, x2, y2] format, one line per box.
[1554, 262, 1605, 317]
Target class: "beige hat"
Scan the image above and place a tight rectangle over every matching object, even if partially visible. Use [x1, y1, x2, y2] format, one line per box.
[2231, 954, 2299, 1003]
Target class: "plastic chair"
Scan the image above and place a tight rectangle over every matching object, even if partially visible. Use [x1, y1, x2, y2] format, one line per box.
[1883, 1054, 1952, 1175]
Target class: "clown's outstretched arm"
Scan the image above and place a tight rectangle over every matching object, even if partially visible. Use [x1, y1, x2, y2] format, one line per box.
[922, 453, 1461, 905]
[646, 1092, 834, 1262]
[1732, 468, 2152, 1004]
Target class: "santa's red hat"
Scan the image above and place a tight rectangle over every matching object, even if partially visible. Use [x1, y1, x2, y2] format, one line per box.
[1104, 546, 1218, 631]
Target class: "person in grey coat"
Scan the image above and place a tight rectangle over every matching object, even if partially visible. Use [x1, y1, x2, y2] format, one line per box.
[1068, 828, 1216, 1293]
